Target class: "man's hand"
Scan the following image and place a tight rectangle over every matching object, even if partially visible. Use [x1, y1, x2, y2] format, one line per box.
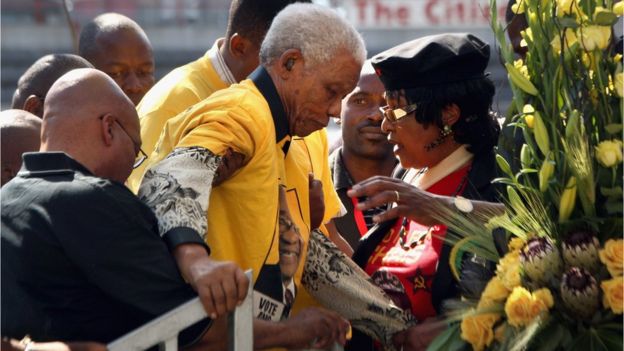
[254, 307, 350, 349]
[308, 173, 325, 230]
[173, 243, 249, 319]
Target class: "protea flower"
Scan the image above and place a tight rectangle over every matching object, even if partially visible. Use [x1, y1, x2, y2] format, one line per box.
[562, 230, 600, 272]
[560, 267, 600, 319]
[521, 237, 562, 286]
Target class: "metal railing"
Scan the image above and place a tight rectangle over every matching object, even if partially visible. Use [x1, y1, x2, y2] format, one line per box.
[107, 270, 253, 351]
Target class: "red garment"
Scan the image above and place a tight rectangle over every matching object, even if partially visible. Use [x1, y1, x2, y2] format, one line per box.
[364, 164, 471, 321]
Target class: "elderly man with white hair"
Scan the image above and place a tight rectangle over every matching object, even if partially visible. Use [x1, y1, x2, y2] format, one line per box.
[138, 3, 366, 349]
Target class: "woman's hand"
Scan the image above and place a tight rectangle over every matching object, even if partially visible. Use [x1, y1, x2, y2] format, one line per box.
[392, 317, 448, 351]
[347, 175, 449, 227]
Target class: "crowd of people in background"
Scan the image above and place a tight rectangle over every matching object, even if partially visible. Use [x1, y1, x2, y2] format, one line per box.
[2, 0, 619, 350]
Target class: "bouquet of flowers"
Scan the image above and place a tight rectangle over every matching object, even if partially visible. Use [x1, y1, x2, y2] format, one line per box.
[428, 0, 623, 349]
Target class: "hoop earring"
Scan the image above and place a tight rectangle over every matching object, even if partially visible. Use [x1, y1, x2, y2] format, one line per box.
[425, 125, 452, 151]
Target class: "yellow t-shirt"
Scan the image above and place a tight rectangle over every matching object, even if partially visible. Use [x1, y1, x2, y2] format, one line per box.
[128, 51, 229, 191]
[132, 51, 343, 313]
[140, 79, 287, 308]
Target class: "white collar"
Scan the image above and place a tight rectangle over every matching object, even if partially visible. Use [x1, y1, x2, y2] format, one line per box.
[410, 145, 473, 190]
[207, 38, 237, 85]
[283, 279, 296, 301]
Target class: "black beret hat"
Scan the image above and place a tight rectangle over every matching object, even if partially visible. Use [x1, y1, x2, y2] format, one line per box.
[371, 33, 490, 91]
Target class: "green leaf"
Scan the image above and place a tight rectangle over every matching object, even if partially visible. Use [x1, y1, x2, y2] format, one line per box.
[600, 186, 623, 197]
[497, 154, 515, 178]
[535, 321, 564, 351]
[594, 327, 623, 350]
[492, 177, 517, 186]
[604, 123, 623, 134]
[558, 16, 580, 28]
[594, 10, 618, 26]
[426, 323, 465, 351]
[605, 201, 623, 214]
[565, 110, 580, 140]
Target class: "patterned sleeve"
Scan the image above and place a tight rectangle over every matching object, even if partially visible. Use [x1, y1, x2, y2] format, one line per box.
[138, 146, 221, 251]
[302, 230, 415, 348]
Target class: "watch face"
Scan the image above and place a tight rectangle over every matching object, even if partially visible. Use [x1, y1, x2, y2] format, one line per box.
[455, 196, 474, 213]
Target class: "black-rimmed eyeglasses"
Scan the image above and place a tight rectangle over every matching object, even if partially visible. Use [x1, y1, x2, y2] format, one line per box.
[113, 119, 148, 169]
[379, 103, 418, 122]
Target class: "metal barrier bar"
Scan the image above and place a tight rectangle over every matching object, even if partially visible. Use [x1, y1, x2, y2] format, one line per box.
[108, 270, 253, 351]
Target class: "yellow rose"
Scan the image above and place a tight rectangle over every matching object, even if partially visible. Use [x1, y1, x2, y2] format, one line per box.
[601, 276, 623, 314]
[505, 287, 554, 326]
[551, 28, 578, 54]
[615, 72, 623, 98]
[508, 237, 526, 251]
[478, 276, 510, 309]
[461, 312, 500, 351]
[577, 25, 612, 51]
[599, 239, 624, 277]
[531, 288, 554, 315]
[595, 140, 623, 168]
[497, 251, 522, 290]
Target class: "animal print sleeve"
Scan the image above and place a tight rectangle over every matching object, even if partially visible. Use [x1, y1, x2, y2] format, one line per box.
[138, 146, 220, 249]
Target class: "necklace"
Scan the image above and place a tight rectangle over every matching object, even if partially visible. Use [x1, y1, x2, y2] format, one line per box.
[397, 165, 472, 250]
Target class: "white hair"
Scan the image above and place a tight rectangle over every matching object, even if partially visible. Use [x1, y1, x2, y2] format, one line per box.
[259, 3, 366, 68]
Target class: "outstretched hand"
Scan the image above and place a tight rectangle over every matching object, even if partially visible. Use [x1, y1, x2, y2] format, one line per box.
[347, 175, 447, 227]
[173, 243, 249, 319]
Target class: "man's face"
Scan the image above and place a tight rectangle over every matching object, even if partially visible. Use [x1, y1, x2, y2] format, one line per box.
[112, 109, 142, 183]
[285, 51, 361, 137]
[90, 29, 155, 105]
[278, 213, 303, 282]
[340, 69, 393, 160]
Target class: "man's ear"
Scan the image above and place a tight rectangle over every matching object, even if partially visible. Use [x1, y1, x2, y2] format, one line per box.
[442, 103, 461, 127]
[23, 95, 43, 117]
[229, 33, 254, 58]
[99, 113, 115, 147]
[276, 49, 304, 79]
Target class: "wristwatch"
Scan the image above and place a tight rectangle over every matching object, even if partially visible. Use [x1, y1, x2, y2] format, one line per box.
[454, 196, 474, 213]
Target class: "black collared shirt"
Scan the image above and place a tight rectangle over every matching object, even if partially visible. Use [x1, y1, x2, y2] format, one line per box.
[329, 147, 394, 249]
[1, 152, 209, 344]
[250, 66, 291, 155]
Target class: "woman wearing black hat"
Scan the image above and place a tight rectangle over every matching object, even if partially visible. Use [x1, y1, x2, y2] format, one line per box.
[347, 33, 505, 350]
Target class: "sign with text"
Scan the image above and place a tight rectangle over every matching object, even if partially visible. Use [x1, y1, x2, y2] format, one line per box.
[342, 0, 508, 29]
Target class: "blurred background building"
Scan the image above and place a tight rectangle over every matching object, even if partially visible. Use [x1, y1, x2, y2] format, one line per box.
[1, 0, 514, 140]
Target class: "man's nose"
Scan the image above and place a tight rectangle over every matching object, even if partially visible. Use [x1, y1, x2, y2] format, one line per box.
[328, 98, 342, 118]
[368, 104, 384, 122]
[123, 72, 143, 93]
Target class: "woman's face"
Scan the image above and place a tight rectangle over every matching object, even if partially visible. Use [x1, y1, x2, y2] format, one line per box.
[380, 91, 443, 169]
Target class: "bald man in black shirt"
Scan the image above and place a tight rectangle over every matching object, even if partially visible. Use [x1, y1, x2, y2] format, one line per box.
[1, 68, 247, 347]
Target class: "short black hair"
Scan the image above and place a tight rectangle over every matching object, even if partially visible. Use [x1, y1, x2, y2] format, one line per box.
[225, 0, 311, 45]
[79, 12, 146, 60]
[403, 77, 500, 156]
[11, 54, 93, 109]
